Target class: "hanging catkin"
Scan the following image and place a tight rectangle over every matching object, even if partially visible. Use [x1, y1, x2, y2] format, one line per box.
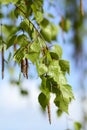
[21, 58, 28, 79]
[1, 22, 4, 79]
[25, 58, 28, 79]
[80, 0, 84, 16]
[47, 102, 51, 124]
[61, 16, 65, 43]
[2, 46, 4, 79]
[14, 44, 17, 52]
[21, 59, 24, 73]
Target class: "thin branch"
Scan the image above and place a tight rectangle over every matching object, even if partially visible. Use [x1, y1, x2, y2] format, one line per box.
[15, 4, 46, 43]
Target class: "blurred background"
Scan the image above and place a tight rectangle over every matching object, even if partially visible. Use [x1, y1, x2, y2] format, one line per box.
[0, 0, 87, 129]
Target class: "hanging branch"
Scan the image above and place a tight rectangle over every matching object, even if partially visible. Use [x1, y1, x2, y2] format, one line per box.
[47, 102, 51, 124]
[80, 0, 84, 16]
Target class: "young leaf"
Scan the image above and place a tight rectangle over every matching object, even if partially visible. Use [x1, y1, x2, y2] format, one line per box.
[59, 60, 70, 74]
[59, 18, 71, 32]
[54, 93, 69, 113]
[56, 109, 63, 117]
[26, 52, 40, 64]
[16, 34, 29, 47]
[38, 92, 50, 110]
[0, 0, 18, 4]
[30, 42, 41, 52]
[74, 122, 82, 130]
[58, 73, 67, 85]
[7, 35, 16, 49]
[20, 19, 31, 33]
[37, 63, 48, 76]
[48, 60, 61, 83]
[60, 84, 74, 101]
[50, 44, 62, 59]
[14, 47, 25, 64]
[31, 0, 43, 23]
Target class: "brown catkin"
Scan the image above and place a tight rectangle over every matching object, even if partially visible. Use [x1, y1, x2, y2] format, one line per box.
[13, 44, 17, 65]
[47, 102, 51, 124]
[61, 16, 64, 31]
[14, 44, 17, 52]
[25, 58, 28, 79]
[2, 46, 4, 79]
[21, 58, 28, 79]
[80, 0, 84, 16]
[21, 59, 25, 73]
[61, 16, 65, 43]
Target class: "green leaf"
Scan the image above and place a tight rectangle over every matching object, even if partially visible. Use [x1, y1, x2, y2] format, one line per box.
[25, 42, 41, 63]
[51, 23, 58, 40]
[58, 73, 67, 85]
[47, 78, 59, 93]
[54, 93, 69, 113]
[40, 18, 49, 27]
[56, 109, 63, 117]
[74, 122, 82, 130]
[14, 47, 25, 64]
[59, 60, 70, 74]
[59, 19, 71, 32]
[20, 19, 29, 33]
[37, 63, 48, 76]
[0, 0, 18, 4]
[2, 25, 18, 38]
[7, 35, 16, 49]
[41, 23, 58, 42]
[15, 1, 27, 17]
[60, 84, 74, 101]
[54, 84, 74, 113]
[40, 77, 51, 95]
[26, 52, 39, 64]
[16, 34, 29, 47]
[30, 42, 41, 52]
[50, 44, 62, 59]
[31, 0, 43, 23]
[38, 92, 50, 110]
[41, 26, 52, 42]
[48, 60, 60, 82]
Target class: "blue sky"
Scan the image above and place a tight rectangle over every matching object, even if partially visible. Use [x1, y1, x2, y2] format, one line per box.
[0, 79, 82, 130]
